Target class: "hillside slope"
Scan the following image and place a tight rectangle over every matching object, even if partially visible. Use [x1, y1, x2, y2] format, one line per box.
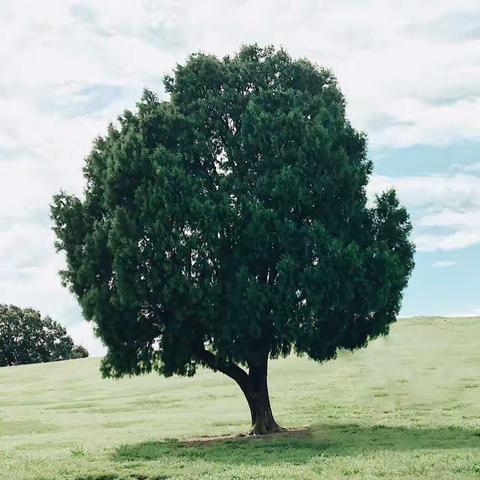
[1, 317, 479, 479]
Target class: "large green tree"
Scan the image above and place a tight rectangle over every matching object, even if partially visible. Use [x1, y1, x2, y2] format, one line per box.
[0, 304, 88, 366]
[51, 45, 414, 434]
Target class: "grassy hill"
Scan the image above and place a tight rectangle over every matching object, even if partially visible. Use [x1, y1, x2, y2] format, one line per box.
[1, 317, 480, 479]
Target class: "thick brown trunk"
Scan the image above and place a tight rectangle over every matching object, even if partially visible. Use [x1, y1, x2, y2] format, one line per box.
[246, 355, 282, 435]
[196, 348, 282, 435]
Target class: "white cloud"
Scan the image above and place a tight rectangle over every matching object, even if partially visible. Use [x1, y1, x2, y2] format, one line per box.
[2, 1, 480, 150]
[0, 218, 106, 356]
[369, 174, 480, 209]
[68, 320, 107, 357]
[372, 98, 480, 149]
[463, 162, 480, 173]
[369, 174, 480, 251]
[433, 261, 457, 268]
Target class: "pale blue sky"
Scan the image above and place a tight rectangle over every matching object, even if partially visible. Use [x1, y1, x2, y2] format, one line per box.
[0, 1, 479, 355]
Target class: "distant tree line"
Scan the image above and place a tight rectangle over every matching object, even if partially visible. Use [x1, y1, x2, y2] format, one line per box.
[0, 304, 88, 367]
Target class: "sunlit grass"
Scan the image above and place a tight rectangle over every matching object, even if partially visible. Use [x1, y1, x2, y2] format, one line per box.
[1, 317, 479, 479]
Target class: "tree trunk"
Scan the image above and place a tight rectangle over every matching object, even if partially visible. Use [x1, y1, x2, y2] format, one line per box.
[196, 348, 282, 435]
[246, 355, 282, 435]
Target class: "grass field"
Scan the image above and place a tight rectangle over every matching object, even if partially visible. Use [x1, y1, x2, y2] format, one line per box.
[1, 317, 479, 479]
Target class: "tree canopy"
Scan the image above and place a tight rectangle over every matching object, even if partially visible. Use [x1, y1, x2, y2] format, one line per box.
[51, 45, 414, 434]
[0, 304, 89, 366]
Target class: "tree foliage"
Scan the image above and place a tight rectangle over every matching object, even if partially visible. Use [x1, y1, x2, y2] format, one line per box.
[51, 45, 414, 433]
[0, 304, 88, 366]
[70, 344, 89, 359]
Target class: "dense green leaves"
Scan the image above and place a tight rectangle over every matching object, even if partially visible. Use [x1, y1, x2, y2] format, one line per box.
[51, 45, 414, 380]
[0, 304, 88, 366]
[70, 345, 89, 359]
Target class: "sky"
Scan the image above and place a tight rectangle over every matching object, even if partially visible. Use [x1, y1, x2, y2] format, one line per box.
[1, 0, 479, 356]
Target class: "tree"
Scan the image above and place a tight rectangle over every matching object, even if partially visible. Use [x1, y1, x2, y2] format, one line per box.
[0, 304, 88, 366]
[71, 345, 89, 359]
[51, 45, 414, 434]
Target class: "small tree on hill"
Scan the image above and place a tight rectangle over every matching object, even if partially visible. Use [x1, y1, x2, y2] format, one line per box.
[70, 345, 89, 359]
[0, 304, 88, 366]
[51, 45, 414, 434]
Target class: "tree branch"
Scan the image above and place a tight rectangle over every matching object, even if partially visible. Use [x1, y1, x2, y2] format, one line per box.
[196, 348, 251, 391]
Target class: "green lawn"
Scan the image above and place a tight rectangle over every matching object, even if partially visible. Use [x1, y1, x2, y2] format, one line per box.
[1, 317, 479, 479]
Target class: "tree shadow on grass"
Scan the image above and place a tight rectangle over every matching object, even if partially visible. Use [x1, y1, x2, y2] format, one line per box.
[113, 423, 480, 466]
